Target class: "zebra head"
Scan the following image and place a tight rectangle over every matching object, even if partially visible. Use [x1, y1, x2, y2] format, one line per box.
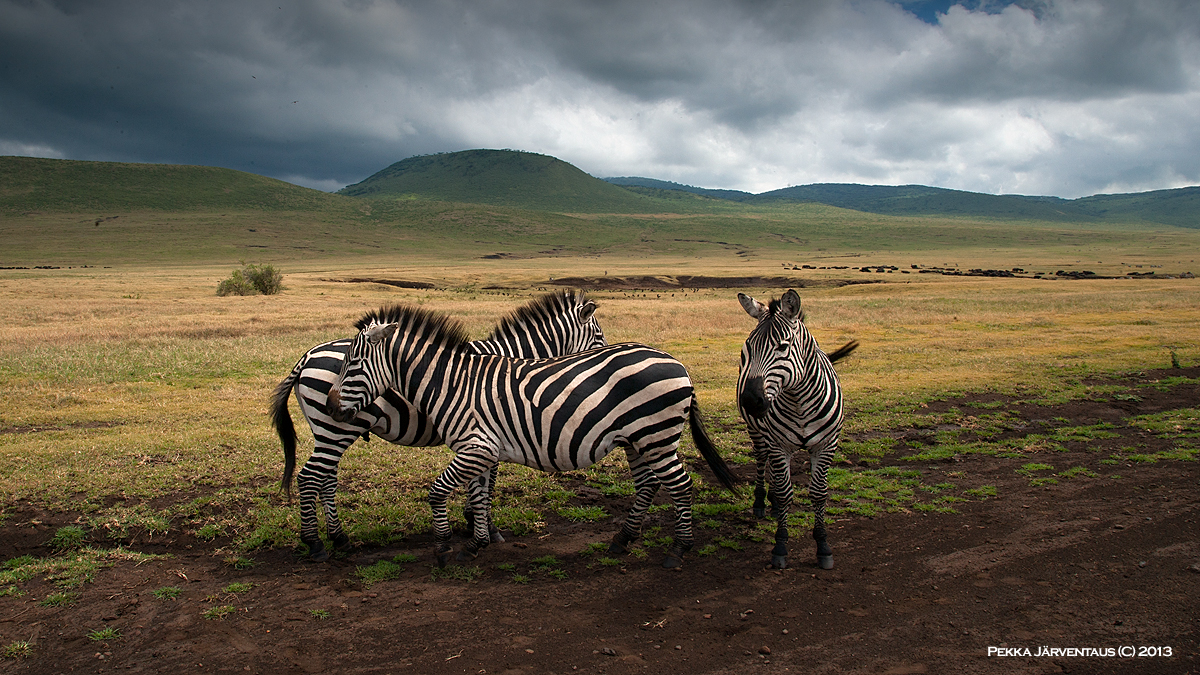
[327, 320, 398, 423]
[562, 290, 606, 353]
[327, 304, 472, 424]
[483, 290, 606, 357]
[737, 289, 805, 419]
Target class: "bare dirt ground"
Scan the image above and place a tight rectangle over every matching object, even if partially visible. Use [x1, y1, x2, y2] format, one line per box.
[3, 368, 1198, 675]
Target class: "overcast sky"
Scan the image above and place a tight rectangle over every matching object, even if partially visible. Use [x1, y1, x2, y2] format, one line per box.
[2, 0, 1198, 198]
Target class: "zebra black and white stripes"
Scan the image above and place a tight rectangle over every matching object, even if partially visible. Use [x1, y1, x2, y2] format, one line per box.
[327, 305, 738, 568]
[270, 291, 605, 560]
[737, 289, 854, 570]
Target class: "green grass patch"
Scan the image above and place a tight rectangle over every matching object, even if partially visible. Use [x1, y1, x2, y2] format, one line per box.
[202, 605, 236, 620]
[310, 609, 331, 620]
[152, 586, 183, 600]
[430, 565, 482, 582]
[39, 591, 79, 607]
[49, 525, 87, 551]
[353, 559, 407, 588]
[558, 505, 609, 522]
[87, 626, 121, 643]
[222, 581, 254, 594]
[2, 640, 33, 659]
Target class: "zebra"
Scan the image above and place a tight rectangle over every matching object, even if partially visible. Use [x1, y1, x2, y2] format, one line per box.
[736, 288, 856, 571]
[325, 304, 738, 568]
[270, 291, 606, 561]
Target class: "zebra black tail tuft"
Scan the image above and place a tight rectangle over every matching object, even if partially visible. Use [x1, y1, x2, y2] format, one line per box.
[825, 340, 859, 365]
[270, 363, 301, 502]
[689, 395, 739, 491]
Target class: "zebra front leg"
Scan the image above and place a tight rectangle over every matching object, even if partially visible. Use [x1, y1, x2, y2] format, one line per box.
[458, 466, 497, 562]
[428, 446, 496, 567]
[751, 439, 771, 519]
[767, 450, 794, 570]
[464, 466, 505, 544]
[809, 445, 835, 570]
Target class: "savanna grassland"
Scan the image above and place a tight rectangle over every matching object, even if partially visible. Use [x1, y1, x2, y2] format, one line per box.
[1, 158, 1198, 673]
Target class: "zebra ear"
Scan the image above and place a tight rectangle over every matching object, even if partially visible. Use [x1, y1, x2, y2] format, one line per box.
[738, 293, 767, 319]
[578, 300, 596, 323]
[779, 289, 802, 320]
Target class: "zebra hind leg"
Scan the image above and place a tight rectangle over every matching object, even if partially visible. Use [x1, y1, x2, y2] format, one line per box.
[297, 469, 332, 561]
[609, 451, 660, 555]
[655, 452, 696, 569]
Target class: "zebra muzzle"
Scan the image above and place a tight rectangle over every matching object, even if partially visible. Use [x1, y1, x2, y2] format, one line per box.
[326, 388, 354, 422]
[739, 377, 770, 418]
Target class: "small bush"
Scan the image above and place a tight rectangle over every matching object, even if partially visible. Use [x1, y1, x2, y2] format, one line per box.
[216, 263, 283, 296]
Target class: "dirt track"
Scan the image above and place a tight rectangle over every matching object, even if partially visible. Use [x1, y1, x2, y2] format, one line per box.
[2, 369, 1198, 674]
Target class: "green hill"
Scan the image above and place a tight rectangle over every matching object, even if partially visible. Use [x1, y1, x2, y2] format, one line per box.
[604, 177, 1200, 228]
[338, 149, 669, 213]
[0, 156, 346, 213]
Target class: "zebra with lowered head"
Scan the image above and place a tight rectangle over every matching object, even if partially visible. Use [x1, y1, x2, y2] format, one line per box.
[271, 291, 605, 560]
[737, 288, 855, 570]
[326, 304, 738, 568]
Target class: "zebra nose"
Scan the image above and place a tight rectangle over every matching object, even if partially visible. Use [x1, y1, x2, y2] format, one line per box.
[326, 388, 351, 422]
[739, 377, 769, 418]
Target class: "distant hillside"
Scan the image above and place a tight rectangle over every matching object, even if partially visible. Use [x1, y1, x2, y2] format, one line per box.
[604, 177, 1200, 227]
[339, 150, 665, 213]
[0, 156, 345, 213]
[604, 177, 755, 202]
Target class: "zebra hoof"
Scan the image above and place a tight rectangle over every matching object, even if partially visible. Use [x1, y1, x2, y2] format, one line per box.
[817, 554, 834, 570]
[661, 553, 684, 569]
[435, 545, 453, 568]
[310, 547, 330, 562]
[609, 530, 634, 555]
[771, 555, 787, 570]
[456, 549, 479, 563]
[489, 527, 505, 544]
[752, 507, 767, 519]
[331, 532, 352, 551]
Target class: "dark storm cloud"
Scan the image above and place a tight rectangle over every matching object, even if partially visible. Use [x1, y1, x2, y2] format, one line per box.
[1, 0, 1197, 197]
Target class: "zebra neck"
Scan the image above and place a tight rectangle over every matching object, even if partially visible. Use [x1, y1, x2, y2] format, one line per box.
[393, 337, 468, 406]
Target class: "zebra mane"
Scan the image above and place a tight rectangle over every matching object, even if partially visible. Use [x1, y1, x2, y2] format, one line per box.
[353, 304, 471, 348]
[766, 297, 807, 324]
[486, 290, 590, 341]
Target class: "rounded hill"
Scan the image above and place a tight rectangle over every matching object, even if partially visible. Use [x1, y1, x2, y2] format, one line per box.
[0, 156, 345, 213]
[338, 149, 663, 213]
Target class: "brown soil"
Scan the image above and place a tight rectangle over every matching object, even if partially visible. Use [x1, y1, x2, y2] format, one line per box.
[2, 369, 1198, 674]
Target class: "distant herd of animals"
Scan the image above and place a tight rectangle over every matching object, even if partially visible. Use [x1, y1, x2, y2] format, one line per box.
[272, 289, 857, 571]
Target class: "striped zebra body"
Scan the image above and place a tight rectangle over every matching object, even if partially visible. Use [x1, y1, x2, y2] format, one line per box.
[327, 306, 737, 568]
[737, 289, 852, 570]
[270, 291, 604, 560]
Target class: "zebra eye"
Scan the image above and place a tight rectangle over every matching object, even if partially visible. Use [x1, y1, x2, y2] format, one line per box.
[776, 341, 790, 352]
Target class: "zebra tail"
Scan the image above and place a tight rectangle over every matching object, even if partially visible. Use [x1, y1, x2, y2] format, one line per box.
[689, 395, 739, 491]
[826, 340, 859, 364]
[270, 363, 301, 502]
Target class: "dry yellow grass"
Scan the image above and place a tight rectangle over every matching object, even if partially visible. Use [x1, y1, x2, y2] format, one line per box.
[0, 263, 1196, 543]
